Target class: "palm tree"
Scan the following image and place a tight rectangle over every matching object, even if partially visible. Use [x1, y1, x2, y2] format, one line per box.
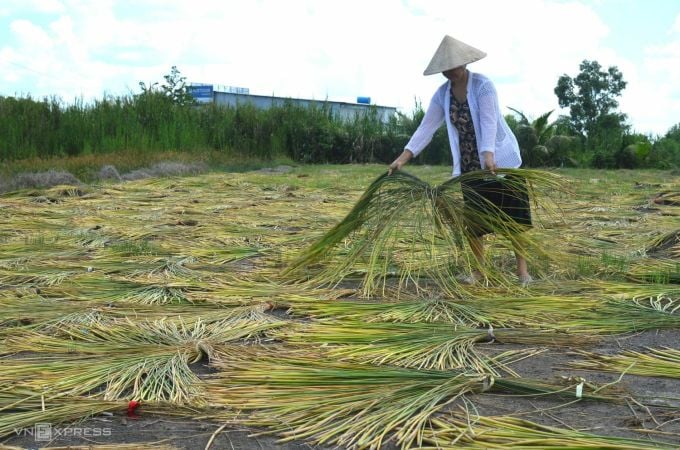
[508, 107, 557, 166]
[508, 108, 581, 167]
[509, 108, 556, 143]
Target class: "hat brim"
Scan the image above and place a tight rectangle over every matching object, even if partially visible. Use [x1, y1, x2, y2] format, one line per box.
[423, 36, 487, 75]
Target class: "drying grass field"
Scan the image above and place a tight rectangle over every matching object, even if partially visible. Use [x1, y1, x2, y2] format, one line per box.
[1, 163, 679, 450]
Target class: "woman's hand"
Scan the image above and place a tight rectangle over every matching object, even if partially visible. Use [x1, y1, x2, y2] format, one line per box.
[388, 159, 406, 175]
[483, 151, 496, 175]
[388, 150, 414, 175]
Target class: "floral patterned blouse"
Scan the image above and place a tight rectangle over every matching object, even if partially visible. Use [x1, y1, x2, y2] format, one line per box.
[449, 92, 481, 173]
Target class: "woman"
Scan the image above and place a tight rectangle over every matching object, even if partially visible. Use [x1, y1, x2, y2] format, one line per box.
[388, 35, 532, 285]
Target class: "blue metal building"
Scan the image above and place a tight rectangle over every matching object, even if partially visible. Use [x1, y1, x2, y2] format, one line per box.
[189, 84, 397, 123]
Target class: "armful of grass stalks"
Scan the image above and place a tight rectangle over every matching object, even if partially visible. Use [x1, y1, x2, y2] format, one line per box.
[282, 169, 567, 290]
[282, 171, 429, 274]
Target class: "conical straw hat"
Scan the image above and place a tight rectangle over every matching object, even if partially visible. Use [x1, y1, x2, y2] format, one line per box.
[423, 35, 487, 75]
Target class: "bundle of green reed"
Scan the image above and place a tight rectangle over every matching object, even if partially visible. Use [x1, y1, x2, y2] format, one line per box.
[206, 350, 620, 450]
[419, 412, 675, 449]
[0, 353, 205, 405]
[569, 347, 680, 379]
[284, 169, 566, 296]
[645, 229, 680, 259]
[285, 321, 594, 374]
[0, 389, 201, 440]
[0, 394, 122, 439]
[1, 317, 284, 404]
[285, 292, 679, 334]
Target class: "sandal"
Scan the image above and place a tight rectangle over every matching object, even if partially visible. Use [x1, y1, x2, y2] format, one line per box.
[519, 274, 533, 288]
[456, 273, 481, 285]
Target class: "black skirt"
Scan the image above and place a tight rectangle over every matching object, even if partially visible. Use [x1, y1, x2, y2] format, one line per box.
[461, 174, 532, 237]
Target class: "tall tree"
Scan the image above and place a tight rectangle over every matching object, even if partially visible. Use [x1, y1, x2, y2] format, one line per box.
[554, 60, 627, 137]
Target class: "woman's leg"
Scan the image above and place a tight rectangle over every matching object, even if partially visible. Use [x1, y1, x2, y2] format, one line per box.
[512, 236, 532, 282]
[515, 251, 530, 279]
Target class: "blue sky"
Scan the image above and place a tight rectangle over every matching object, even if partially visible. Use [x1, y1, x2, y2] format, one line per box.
[1, 0, 679, 136]
[592, 0, 678, 57]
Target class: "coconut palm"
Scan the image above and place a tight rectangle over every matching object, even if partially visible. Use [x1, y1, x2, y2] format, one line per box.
[508, 108, 579, 167]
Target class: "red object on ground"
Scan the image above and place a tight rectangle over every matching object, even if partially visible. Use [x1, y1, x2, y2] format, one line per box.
[127, 400, 141, 418]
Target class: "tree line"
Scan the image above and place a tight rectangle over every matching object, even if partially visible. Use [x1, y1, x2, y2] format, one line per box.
[508, 59, 677, 169]
[0, 64, 678, 169]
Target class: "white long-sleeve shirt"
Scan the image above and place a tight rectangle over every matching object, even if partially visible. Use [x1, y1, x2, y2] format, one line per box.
[405, 72, 521, 176]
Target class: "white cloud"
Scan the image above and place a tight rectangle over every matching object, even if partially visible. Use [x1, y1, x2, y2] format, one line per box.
[10, 19, 53, 49]
[29, 0, 65, 14]
[0, 0, 64, 16]
[0, 0, 678, 134]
